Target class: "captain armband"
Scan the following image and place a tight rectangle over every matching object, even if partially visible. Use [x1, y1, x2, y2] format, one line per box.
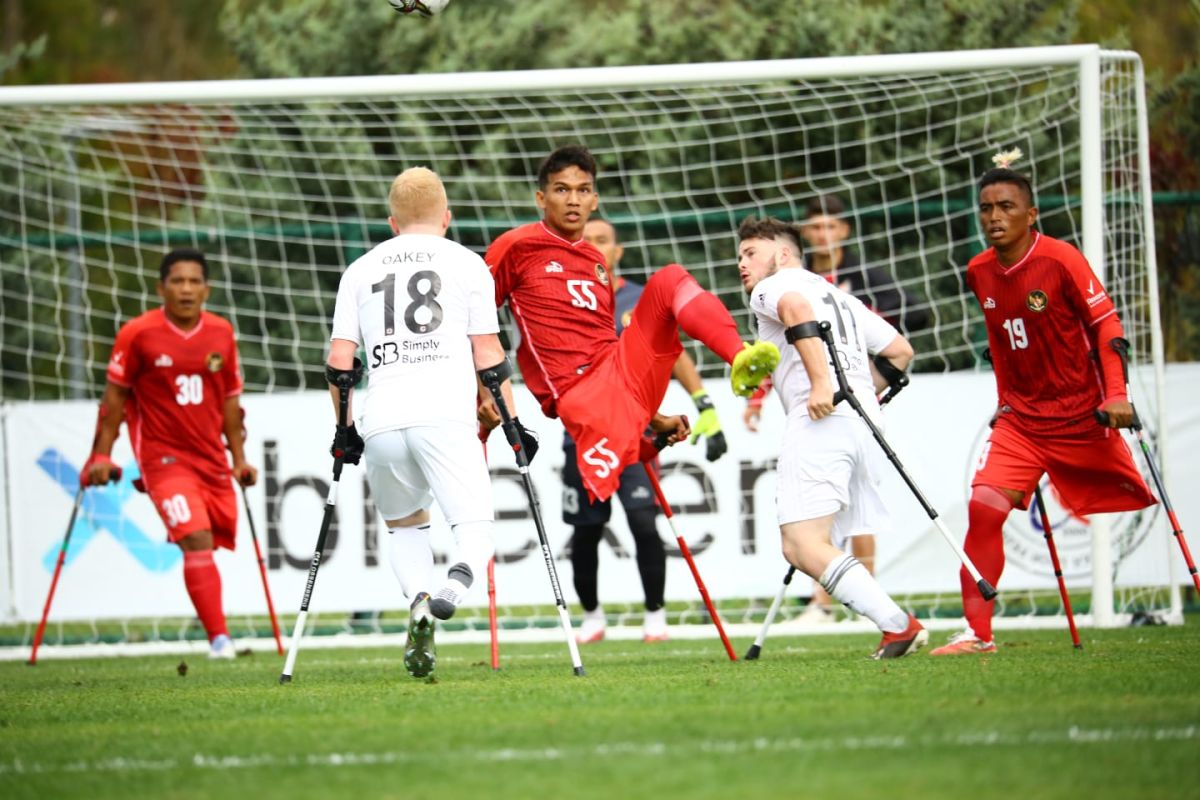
[784, 321, 823, 344]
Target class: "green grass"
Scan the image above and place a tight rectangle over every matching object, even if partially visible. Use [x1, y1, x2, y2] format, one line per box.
[2, 624, 1199, 800]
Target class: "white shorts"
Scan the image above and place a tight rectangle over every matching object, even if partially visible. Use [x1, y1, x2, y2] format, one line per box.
[364, 426, 494, 525]
[775, 413, 890, 547]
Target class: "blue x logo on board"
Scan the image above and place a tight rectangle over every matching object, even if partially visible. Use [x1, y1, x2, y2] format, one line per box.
[37, 448, 180, 573]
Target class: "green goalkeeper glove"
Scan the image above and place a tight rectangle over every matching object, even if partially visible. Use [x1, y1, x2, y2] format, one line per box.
[688, 390, 727, 462]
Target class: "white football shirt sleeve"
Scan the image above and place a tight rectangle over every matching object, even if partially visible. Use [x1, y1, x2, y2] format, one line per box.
[749, 280, 784, 324]
[330, 267, 362, 345]
[466, 256, 501, 335]
[853, 295, 901, 355]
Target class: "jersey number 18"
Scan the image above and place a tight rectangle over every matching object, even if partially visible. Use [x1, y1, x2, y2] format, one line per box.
[372, 270, 444, 335]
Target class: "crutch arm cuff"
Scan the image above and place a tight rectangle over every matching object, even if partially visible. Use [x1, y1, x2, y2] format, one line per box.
[478, 358, 513, 386]
[325, 358, 364, 389]
[784, 321, 823, 344]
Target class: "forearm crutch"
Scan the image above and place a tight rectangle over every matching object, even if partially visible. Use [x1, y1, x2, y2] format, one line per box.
[744, 566, 796, 660]
[280, 359, 362, 684]
[29, 486, 88, 665]
[240, 485, 284, 656]
[478, 431, 501, 671]
[817, 321, 997, 601]
[479, 360, 585, 677]
[1033, 486, 1082, 649]
[643, 436, 737, 661]
[487, 557, 500, 671]
[1096, 338, 1200, 593]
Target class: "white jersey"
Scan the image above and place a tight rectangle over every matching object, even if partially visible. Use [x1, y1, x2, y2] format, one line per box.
[331, 233, 499, 438]
[749, 268, 899, 422]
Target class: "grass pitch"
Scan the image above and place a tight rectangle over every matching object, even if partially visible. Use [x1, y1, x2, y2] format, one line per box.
[2, 623, 1198, 800]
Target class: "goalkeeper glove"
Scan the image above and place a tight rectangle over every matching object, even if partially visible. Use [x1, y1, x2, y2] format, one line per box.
[688, 390, 727, 462]
[331, 423, 366, 465]
[512, 417, 539, 464]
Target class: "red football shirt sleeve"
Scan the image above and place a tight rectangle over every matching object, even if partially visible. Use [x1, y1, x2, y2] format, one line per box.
[485, 236, 516, 306]
[223, 334, 244, 398]
[1060, 246, 1116, 326]
[105, 320, 142, 387]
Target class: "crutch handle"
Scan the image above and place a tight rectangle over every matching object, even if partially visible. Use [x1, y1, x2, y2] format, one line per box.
[1094, 407, 1142, 431]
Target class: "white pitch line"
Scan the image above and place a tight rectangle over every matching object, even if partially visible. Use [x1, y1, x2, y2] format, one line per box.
[0, 726, 1195, 776]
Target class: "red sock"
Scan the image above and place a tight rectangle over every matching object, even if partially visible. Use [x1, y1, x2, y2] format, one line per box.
[183, 549, 228, 641]
[961, 485, 1013, 642]
[636, 264, 745, 364]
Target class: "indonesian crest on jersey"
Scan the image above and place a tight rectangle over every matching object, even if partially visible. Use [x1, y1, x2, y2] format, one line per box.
[594, 263, 609, 286]
[620, 311, 633, 329]
[1026, 289, 1048, 312]
[205, 352, 224, 373]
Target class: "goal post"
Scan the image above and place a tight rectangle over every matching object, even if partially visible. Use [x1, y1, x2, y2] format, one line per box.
[0, 45, 1180, 651]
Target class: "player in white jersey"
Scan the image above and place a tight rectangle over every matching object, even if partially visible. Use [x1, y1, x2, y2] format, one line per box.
[327, 167, 522, 677]
[738, 216, 927, 659]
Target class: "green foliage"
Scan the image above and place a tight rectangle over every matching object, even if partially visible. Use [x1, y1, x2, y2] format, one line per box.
[1, 625, 1199, 799]
[222, 0, 1081, 79]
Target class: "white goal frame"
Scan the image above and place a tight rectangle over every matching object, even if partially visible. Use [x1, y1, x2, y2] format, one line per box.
[0, 45, 1173, 642]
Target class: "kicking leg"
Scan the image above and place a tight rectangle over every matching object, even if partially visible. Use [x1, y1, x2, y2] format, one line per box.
[782, 516, 925, 658]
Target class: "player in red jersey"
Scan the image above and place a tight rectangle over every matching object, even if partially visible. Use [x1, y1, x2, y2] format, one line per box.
[930, 153, 1156, 656]
[82, 248, 257, 660]
[481, 144, 779, 502]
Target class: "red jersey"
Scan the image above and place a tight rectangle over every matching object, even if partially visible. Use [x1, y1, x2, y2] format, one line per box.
[485, 221, 617, 417]
[106, 308, 243, 478]
[967, 233, 1117, 437]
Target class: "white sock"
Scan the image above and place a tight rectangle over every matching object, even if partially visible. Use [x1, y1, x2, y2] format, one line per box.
[818, 555, 909, 633]
[446, 519, 495, 592]
[388, 524, 435, 601]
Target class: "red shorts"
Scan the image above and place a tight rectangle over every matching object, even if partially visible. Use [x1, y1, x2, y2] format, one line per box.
[142, 463, 238, 550]
[558, 288, 683, 502]
[972, 417, 1156, 515]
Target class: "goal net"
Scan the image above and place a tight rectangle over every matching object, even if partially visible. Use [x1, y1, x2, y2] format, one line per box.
[0, 46, 1182, 655]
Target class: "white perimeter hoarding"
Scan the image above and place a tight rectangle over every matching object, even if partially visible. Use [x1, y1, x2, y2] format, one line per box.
[3, 367, 1198, 623]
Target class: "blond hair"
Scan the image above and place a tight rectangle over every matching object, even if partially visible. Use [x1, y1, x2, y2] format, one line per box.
[388, 166, 448, 227]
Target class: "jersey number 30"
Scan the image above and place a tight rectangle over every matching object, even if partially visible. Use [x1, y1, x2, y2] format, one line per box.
[174, 374, 204, 406]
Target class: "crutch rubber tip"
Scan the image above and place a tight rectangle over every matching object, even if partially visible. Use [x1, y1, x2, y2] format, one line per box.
[1074, 644, 1084, 650]
[278, 673, 292, 685]
[744, 644, 762, 660]
[573, 666, 586, 677]
[977, 579, 998, 601]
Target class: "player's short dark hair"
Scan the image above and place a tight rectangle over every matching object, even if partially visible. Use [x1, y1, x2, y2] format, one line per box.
[979, 168, 1035, 206]
[159, 248, 209, 281]
[804, 193, 847, 221]
[737, 216, 805, 263]
[538, 144, 597, 189]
